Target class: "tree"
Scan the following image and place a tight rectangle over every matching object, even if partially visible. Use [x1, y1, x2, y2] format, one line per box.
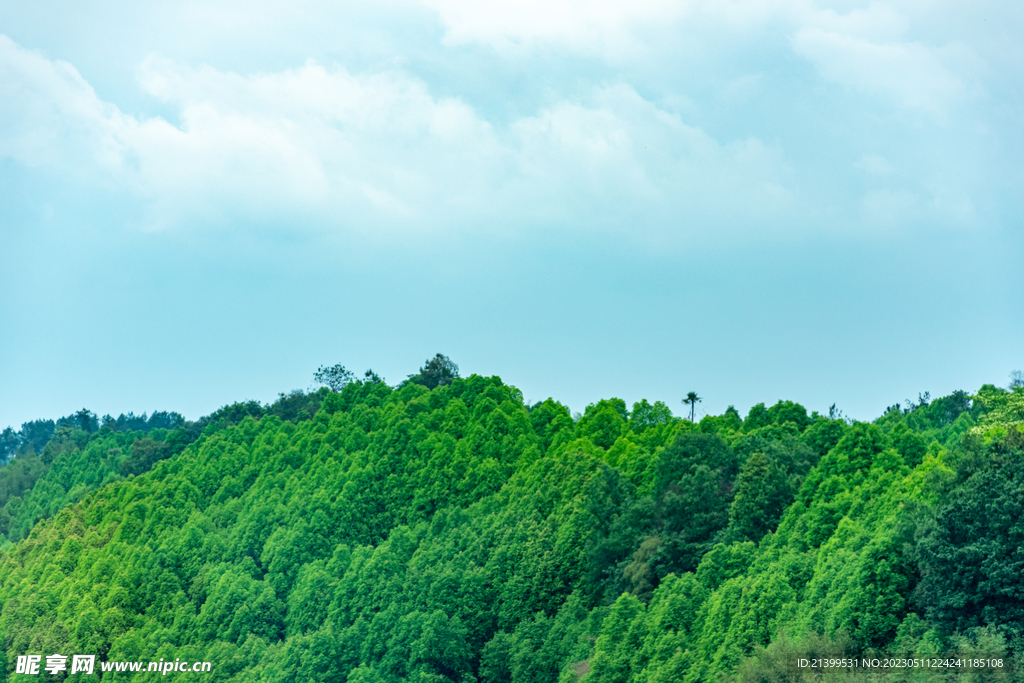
[743, 403, 770, 432]
[727, 451, 791, 541]
[70, 408, 98, 433]
[415, 354, 459, 390]
[120, 437, 171, 477]
[682, 392, 701, 422]
[630, 399, 674, 433]
[765, 400, 811, 431]
[314, 364, 356, 392]
[19, 419, 55, 454]
[204, 400, 264, 427]
[1011, 370, 1024, 390]
[647, 432, 740, 575]
[0, 427, 19, 463]
[480, 633, 513, 683]
[147, 411, 185, 430]
[916, 455, 1024, 634]
[828, 403, 847, 421]
[579, 400, 628, 449]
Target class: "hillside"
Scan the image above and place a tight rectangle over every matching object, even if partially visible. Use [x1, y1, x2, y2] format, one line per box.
[1, 373, 1022, 682]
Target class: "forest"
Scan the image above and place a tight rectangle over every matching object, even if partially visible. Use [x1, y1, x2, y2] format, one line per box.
[1, 357, 1022, 682]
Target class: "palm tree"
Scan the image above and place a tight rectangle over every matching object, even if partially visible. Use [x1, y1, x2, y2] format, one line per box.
[682, 392, 701, 422]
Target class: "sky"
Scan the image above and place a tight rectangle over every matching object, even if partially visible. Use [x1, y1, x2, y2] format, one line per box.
[1, 0, 1022, 428]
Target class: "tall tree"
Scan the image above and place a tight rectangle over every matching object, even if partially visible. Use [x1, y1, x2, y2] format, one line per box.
[314, 364, 356, 392]
[416, 353, 459, 389]
[18, 419, 54, 454]
[682, 391, 701, 422]
[0, 427, 19, 463]
[629, 399, 674, 432]
[727, 451, 791, 541]
[71, 408, 98, 433]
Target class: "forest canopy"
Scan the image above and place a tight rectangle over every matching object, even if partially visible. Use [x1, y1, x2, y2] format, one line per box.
[0, 364, 1022, 682]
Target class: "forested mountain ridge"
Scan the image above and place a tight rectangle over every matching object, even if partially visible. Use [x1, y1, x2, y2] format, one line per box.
[0, 373, 1021, 682]
[0, 393, 328, 548]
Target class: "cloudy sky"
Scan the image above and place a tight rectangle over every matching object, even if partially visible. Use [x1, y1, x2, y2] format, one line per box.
[1, 0, 1021, 427]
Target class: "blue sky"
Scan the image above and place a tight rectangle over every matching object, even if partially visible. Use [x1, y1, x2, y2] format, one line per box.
[1, 0, 1021, 427]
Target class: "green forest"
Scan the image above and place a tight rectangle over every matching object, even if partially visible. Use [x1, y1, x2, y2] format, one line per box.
[1, 358, 1023, 682]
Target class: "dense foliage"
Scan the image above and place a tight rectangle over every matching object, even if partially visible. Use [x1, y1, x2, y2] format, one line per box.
[1, 371, 1022, 682]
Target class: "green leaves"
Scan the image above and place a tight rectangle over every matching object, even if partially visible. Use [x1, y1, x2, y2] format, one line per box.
[727, 452, 791, 542]
[1, 381, 1019, 683]
[577, 400, 629, 451]
[629, 401, 676, 434]
[589, 593, 646, 683]
[916, 451, 1024, 635]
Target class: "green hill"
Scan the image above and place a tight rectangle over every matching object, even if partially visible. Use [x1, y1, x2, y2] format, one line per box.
[1, 373, 1022, 682]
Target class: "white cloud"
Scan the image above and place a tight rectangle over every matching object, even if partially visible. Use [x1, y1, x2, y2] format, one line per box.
[803, 2, 909, 42]
[416, 0, 988, 120]
[0, 34, 803, 244]
[415, 0, 925, 59]
[1, 37, 506, 232]
[127, 56, 508, 228]
[791, 27, 967, 115]
[5, 0, 1012, 246]
[507, 85, 796, 236]
[418, 0, 687, 54]
[0, 35, 129, 175]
